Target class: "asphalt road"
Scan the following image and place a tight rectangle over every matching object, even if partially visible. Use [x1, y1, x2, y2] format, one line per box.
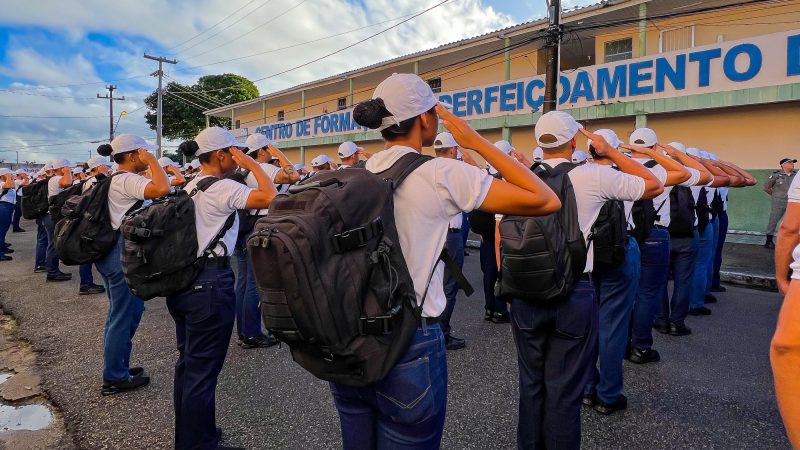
[0, 220, 791, 449]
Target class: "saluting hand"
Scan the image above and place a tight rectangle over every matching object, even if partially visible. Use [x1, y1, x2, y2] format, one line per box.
[230, 147, 258, 171]
[579, 129, 614, 158]
[436, 104, 489, 152]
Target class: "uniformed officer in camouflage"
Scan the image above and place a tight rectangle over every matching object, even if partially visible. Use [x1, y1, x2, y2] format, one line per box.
[763, 158, 797, 248]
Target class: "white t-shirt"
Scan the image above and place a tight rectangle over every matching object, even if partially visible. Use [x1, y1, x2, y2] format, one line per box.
[244, 163, 281, 216]
[1, 184, 16, 204]
[48, 176, 65, 198]
[542, 158, 646, 272]
[83, 176, 97, 193]
[108, 172, 150, 230]
[623, 158, 668, 230]
[654, 167, 701, 227]
[366, 145, 492, 318]
[449, 213, 463, 230]
[184, 175, 252, 258]
[787, 176, 800, 279]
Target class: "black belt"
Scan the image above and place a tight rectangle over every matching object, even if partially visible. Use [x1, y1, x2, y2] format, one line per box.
[205, 257, 231, 269]
[579, 273, 591, 281]
[447, 228, 461, 233]
[421, 316, 441, 327]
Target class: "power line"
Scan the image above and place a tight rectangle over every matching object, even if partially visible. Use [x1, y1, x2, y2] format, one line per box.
[165, 0, 262, 53]
[0, 114, 107, 119]
[162, 74, 229, 108]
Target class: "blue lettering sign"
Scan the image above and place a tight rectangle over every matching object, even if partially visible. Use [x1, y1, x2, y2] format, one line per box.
[629, 60, 654, 96]
[558, 75, 571, 105]
[466, 89, 483, 116]
[724, 43, 762, 82]
[689, 48, 722, 87]
[525, 79, 545, 110]
[483, 86, 499, 113]
[452, 92, 467, 117]
[499, 83, 516, 111]
[596, 64, 627, 100]
[569, 71, 595, 103]
[656, 55, 686, 92]
[788, 34, 800, 76]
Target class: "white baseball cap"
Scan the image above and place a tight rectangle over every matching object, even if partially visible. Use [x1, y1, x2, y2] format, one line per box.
[311, 154, 333, 167]
[51, 159, 72, 170]
[494, 140, 515, 155]
[433, 133, 458, 150]
[629, 128, 658, 147]
[293, 164, 306, 171]
[338, 141, 364, 158]
[533, 147, 543, 162]
[190, 159, 200, 169]
[111, 134, 158, 156]
[592, 129, 622, 150]
[158, 156, 177, 167]
[0, 168, 11, 177]
[194, 127, 247, 156]
[668, 142, 686, 152]
[572, 150, 589, 163]
[535, 111, 583, 149]
[699, 150, 711, 159]
[43, 162, 53, 171]
[708, 153, 720, 161]
[686, 147, 702, 157]
[72, 166, 83, 175]
[372, 73, 439, 131]
[245, 133, 276, 151]
[87, 156, 112, 170]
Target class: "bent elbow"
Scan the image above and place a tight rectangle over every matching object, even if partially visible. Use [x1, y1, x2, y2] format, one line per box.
[641, 183, 664, 200]
[542, 196, 561, 215]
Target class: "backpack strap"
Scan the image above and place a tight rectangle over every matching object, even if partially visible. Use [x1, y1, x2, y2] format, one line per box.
[377, 152, 433, 190]
[190, 177, 237, 258]
[644, 159, 659, 168]
[440, 248, 474, 296]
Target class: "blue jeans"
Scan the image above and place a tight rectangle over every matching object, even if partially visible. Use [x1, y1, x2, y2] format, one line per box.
[691, 225, 715, 309]
[440, 230, 465, 337]
[511, 279, 598, 450]
[631, 228, 670, 350]
[659, 232, 698, 326]
[35, 216, 47, 267]
[712, 211, 729, 289]
[12, 201, 22, 231]
[79, 264, 95, 289]
[234, 238, 265, 339]
[42, 214, 62, 276]
[330, 323, 448, 450]
[95, 235, 145, 381]
[707, 217, 719, 293]
[480, 237, 507, 314]
[588, 238, 639, 404]
[460, 212, 470, 248]
[167, 264, 236, 450]
[0, 202, 13, 257]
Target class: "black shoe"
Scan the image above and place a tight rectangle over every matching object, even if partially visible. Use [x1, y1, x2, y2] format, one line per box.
[3, 248, 13, 254]
[240, 335, 279, 349]
[583, 392, 597, 407]
[484, 309, 493, 321]
[704, 294, 717, 304]
[627, 348, 661, 364]
[34, 265, 47, 273]
[688, 306, 712, 316]
[46, 273, 72, 282]
[0, 255, 11, 261]
[653, 320, 670, 334]
[491, 312, 510, 324]
[445, 335, 466, 351]
[710, 286, 727, 293]
[594, 394, 628, 415]
[79, 284, 106, 295]
[12, 228, 25, 233]
[129, 367, 144, 377]
[101, 374, 150, 396]
[668, 322, 692, 336]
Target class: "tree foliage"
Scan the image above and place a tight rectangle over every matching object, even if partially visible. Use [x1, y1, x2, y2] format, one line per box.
[144, 74, 259, 141]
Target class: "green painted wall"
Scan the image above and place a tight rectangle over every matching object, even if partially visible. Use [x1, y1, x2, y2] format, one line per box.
[727, 169, 774, 232]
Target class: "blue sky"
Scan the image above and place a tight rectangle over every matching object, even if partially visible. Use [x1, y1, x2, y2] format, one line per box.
[0, 0, 598, 162]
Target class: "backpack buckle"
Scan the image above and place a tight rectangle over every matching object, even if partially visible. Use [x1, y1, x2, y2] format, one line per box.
[333, 219, 383, 253]
[358, 315, 393, 335]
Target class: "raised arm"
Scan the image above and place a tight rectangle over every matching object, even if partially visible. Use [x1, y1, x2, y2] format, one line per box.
[622, 144, 690, 186]
[140, 151, 171, 199]
[658, 143, 713, 185]
[583, 129, 663, 200]
[231, 147, 278, 209]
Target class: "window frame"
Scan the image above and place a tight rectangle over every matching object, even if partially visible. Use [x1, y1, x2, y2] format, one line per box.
[603, 37, 633, 63]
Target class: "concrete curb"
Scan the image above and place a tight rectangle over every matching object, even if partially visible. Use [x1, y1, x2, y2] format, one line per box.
[720, 270, 777, 291]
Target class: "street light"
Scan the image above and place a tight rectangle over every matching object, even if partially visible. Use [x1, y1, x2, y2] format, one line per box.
[112, 111, 128, 138]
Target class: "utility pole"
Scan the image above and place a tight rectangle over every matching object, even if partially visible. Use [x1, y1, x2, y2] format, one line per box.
[97, 85, 124, 143]
[543, 0, 562, 113]
[144, 53, 178, 158]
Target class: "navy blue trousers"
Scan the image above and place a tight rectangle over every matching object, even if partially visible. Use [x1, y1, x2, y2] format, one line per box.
[630, 228, 671, 350]
[440, 230, 464, 338]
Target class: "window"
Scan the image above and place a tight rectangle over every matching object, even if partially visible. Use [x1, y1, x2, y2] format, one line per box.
[659, 26, 695, 53]
[337, 97, 347, 110]
[277, 110, 285, 121]
[604, 38, 633, 63]
[234, 120, 241, 129]
[427, 77, 442, 93]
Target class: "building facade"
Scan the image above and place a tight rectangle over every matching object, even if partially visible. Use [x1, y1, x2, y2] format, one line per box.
[205, 0, 800, 233]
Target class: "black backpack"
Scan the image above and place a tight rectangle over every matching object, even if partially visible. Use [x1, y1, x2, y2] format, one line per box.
[591, 200, 627, 267]
[498, 162, 586, 302]
[55, 174, 120, 265]
[711, 190, 724, 219]
[48, 182, 84, 225]
[120, 177, 235, 301]
[629, 160, 659, 243]
[668, 185, 696, 237]
[467, 170, 502, 240]
[20, 178, 51, 219]
[248, 153, 445, 386]
[695, 187, 711, 234]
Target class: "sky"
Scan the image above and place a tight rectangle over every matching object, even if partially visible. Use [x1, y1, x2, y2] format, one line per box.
[0, 0, 598, 163]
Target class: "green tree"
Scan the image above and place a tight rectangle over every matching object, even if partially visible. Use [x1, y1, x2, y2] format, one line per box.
[144, 74, 259, 141]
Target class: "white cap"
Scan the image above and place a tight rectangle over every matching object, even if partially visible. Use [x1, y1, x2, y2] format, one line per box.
[87, 156, 111, 170]
[190, 159, 200, 169]
[338, 141, 364, 158]
[533, 147, 543, 162]
[43, 162, 53, 171]
[668, 142, 686, 152]
[572, 150, 589, 163]
[194, 127, 247, 156]
[72, 166, 83, 175]
[111, 163, 119, 172]
[158, 156, 177, 167]
[699, 150, 711, 159]
[311, 154, 333, 167]
[593, 129, 622, 149]
[433, 132, 458, 150]
[686, 147, 702, 157]
[535, 111, 583, 149]
[111, 134, 158, 156]
[245, 133, 276, 151]
[494, 140, 515, 155]
[372, 73, 439, 131]
[708, 153, 720, 161]
[0, 168, 11, 176]
[293, 164, 306, 171]
[50, 159, 72, 170]
[629, 128, 658, 147]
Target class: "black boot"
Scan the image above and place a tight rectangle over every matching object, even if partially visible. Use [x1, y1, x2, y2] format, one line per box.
[765, 235, 775, 249]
